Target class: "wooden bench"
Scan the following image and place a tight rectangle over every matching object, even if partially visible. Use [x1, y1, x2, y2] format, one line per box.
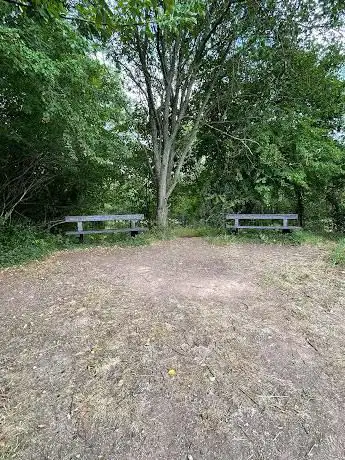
[225, 213, 301, 233]
[65, 214, 147, 242]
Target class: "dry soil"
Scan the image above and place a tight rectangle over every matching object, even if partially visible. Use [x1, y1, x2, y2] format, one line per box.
[1, 238, 345, 460]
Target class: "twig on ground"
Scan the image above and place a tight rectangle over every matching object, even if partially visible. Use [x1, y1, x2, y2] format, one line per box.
[206, 365, 215, 378]
[257, 394, 289, 398]
[239, 388, 260, 409]
[240, 301, 249, 310]
[305, 338, 319, 353]
[67, 394, 74, 419]
[305, 440, 319, 458]
[167, 344, 187, 357]
[238, 424, 253, 443]
[302, 424, 310, 435]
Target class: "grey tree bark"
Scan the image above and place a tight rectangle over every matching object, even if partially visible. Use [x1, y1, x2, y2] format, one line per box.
[114, 1, 239, 227]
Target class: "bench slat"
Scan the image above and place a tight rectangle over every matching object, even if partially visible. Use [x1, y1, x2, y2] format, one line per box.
[226, 214, 298, 220]
[228, 225, 301, 230]
[66, 227, 147, 235]
[65, 214, 144, 223]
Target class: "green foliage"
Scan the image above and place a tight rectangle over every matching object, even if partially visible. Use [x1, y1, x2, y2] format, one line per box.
[330, 239, 345, 266]
[0, 3, 130, 222]
[0, 223, 70, 268]
[208, 230, 342, 247]
[2, 221, 343, 270]
[1, 0, 345, 233]
[0, 222, 222, 269]
[188, 40, 345, 229]
[0, 221, 160, 268]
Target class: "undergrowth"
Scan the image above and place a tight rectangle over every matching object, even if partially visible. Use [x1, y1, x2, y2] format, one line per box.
[1, 222, 344, 269]
[0, 223, 225, 268]
[330, 239, 345, 266]
[207, 229, 342, 246]
[0, 223, 71, 268]
[0, 223, 155, 268]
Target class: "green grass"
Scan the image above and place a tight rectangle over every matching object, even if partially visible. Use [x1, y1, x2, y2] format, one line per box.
[0, 222, 172, 269]
[1, 222, 344, 269]
[207, 229, 342, 246]
[0, 223, 72, 268]
[0, 222, 227, 269]
[330, 239, 345, 266]
[155, 225, 224, 239]
[0, 224, 159, 269]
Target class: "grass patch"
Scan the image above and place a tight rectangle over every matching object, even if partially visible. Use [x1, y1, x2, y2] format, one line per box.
[163, 225, 224, 238]
[1, 222, 343, 270]
[207, 229, 342, 246]
[77, 230, 156, 247]
[0, 222, 227, 269]
[0, 223, 154, 269]
[0, 223, 72, 268]
[330, 239, 345, 266]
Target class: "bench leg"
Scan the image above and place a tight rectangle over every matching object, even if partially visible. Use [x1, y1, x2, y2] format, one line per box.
[282, 218, 291, 234]
[233, 219, 239, 234]
[77, 222, 84, 243]
[130, 219, 139, 237]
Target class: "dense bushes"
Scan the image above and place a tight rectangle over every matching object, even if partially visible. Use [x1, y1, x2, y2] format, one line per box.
[0, 4, 130, 223]
[0, 222, 68, 267]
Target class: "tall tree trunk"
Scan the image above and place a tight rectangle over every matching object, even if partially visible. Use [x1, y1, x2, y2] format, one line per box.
[154, 139, 171, 227]
[157, 199, 168, 227]
[129, 6, 234, 229]
[157, 185, 168, 228]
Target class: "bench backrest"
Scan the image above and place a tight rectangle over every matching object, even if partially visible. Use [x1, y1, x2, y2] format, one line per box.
[225, 213, 298, 220]
[65, 214, 144, 223]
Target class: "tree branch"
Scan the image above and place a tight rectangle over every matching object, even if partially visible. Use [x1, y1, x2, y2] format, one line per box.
[204, 123, 258, 164]
[135, 28, 162, 177]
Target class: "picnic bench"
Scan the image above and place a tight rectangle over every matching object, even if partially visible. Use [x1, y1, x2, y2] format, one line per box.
[65, 214, 147, 242]
[225, 213, 301, 233]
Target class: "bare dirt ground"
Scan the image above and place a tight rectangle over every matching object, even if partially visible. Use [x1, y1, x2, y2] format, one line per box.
[1, 238, 345, 460]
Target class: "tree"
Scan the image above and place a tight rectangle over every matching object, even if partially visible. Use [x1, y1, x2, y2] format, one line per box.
[188, 40, 345, 228]
[102, 0, 344, 227]
[3, 0, 345, 228]
[0, 1, 129, 222]
[102, 1, 249, 226]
